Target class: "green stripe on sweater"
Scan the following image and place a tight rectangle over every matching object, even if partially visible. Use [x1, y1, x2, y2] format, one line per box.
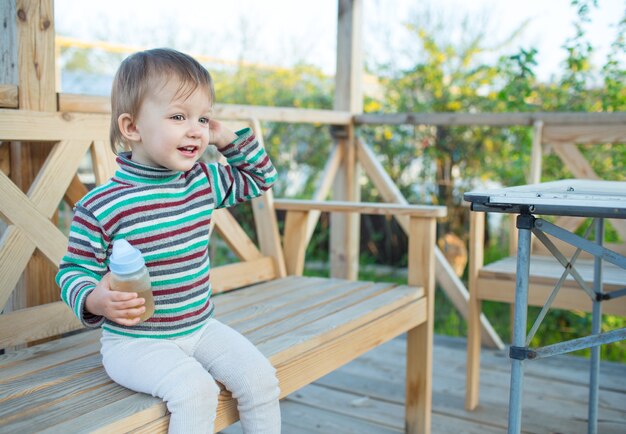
[97, 177, 208, 219]
[154, 295, 209, 314]
[102, 321, 208, 339]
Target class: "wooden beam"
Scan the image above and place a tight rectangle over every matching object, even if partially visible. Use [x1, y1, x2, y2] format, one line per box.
[63, 174, 88, 207]
[16, 0, 55, 111]
[406, 216, 435, 434]
[465, 210, 485, 410]
[11, 0, 58, 313]
[552, 143, 601, 180]
[279, 144, 342, 277]
[0, 142, 9, 175]
[283, 210, 309, 275]
[210, 257, 278, 294]
[214, 104, 352, 125]
[330, 135, 360, 280]
[274, 199, 446, 218]
[355, 112, 626, 126]
[0, 137, 91, 314]
[543, 124, 626, 145]
[0, 301, 82, 348]
[1, 1, 20, 314]
[249, 119, 287, 277]
[335, 0, 363, 114]
[0, 109, 110, 141]
[0, 169, 67, 267]
[1, 2, 18, 91]
[50, 92, 626, 128]
[212, 208, 264, 262]
[331, 0, 363, 280]
[529, 120, 543, 184]
[57, 93, 111, 113]
[0, 85, 18, 108]
[90, 139, 117, 184]
[58, 93, 352, 125]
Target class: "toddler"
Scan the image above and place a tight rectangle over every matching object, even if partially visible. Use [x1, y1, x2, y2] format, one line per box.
[56, 48, 281, 433]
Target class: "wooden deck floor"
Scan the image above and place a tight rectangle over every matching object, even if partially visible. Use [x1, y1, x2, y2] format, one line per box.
[221, 335, 626, 434]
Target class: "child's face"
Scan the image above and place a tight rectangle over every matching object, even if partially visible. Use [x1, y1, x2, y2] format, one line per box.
[128, 78, 212, 171]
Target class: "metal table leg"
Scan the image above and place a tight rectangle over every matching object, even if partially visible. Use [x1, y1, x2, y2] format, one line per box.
[588, 218, 604, 434]
[508, 214, 533, 434]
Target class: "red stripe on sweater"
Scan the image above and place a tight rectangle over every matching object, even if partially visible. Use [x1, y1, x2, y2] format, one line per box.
[74, 215, 101, 234]
[83, 184, 129, 208]
[147, 247, 207, 268]
[68, 246, 99, 260]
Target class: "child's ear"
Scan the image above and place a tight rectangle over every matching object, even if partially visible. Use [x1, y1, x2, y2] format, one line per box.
[118, 113, 141, 142]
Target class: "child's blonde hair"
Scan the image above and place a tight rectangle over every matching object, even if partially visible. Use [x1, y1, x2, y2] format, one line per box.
[110, 48, 215, 153]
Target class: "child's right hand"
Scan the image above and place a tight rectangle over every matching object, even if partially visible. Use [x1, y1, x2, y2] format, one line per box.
[85, 273, 146, 326]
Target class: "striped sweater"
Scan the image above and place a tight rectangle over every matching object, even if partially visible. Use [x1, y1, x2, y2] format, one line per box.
[56, 127, 277, 339]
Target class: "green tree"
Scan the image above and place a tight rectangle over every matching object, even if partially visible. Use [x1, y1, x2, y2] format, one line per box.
[212, 64, 334, 198]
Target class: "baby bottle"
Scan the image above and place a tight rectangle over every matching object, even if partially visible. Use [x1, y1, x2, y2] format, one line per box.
[109, 239, 155, 322]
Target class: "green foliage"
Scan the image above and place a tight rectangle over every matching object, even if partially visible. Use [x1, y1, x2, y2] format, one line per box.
[212, 64, 334, 198]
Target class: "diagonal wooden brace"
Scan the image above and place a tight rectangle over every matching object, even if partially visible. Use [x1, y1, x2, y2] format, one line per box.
[0, 139, 92, 311]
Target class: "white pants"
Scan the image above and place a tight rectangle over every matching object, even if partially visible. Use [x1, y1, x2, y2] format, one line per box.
[100, 319, 281, 434]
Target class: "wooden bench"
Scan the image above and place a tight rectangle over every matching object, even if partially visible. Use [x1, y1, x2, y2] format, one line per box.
[0, 109, 446, 433]
[465, 122, 626, 411]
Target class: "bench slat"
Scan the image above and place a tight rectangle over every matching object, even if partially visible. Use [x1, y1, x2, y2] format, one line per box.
[2, 381, 136, 433]
[214, 276, 329, 315]
[259, 284, 424, 365]
[243, 282, 398, 344]
[0, 369, 113, 426]
[219, 280, 390, 330]
[0, 353, 102, 402]
[0, 330, 98, 373]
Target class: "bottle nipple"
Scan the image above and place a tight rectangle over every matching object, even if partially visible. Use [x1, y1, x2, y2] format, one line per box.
[110, 239, 145, 275]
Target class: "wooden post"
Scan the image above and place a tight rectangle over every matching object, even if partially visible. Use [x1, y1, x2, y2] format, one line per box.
[9, 0, 58, 310]
[406, 216, 435, 434]
[1, 3, 18, 86]
[1, 1, 19, 310]
[529, 120, 543, 185]
[249, 119, 287, 277]
[465, 210, 485, 410]
[283, 210, 309, 275]
[331, 0, 363, 280]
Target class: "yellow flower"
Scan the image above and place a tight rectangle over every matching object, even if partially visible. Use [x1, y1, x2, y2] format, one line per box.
[364, 100, 382, 113]
[447, 101, 462, 111]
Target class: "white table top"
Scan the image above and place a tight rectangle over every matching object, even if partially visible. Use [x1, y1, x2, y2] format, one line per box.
[464, 179, 626, 218]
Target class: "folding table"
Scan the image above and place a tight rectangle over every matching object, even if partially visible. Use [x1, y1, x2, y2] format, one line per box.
[465, 179, 626, 434]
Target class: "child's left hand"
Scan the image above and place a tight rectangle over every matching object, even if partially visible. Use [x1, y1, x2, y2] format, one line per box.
[209, 119, 237, 150]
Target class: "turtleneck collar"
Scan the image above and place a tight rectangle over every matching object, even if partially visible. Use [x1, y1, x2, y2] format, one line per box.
[113, 152, 185, 185]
